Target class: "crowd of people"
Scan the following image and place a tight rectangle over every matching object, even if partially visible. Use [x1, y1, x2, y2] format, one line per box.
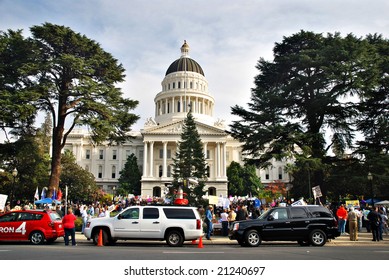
[335, 204, 388, 242]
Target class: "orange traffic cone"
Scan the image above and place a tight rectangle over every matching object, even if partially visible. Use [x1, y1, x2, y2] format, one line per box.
[97, 229, 103, 247]
[198, 236, 204, 248]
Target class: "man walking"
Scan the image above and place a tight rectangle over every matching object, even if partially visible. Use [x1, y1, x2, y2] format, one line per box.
[347, 207, 358, 241]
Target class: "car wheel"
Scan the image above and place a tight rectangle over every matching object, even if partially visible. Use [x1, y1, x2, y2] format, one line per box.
[30, 231, 45, 245]
[166, 230, 184, 247]
[92, 229, 109, 246]
[309, 229, 327, 246]
[244, 229, 261, 247]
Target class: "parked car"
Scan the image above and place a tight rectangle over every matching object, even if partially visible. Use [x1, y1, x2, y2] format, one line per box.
[84, 205, 203, 247]
[0, 209, 64, 244]
[229, 205, 340, 247]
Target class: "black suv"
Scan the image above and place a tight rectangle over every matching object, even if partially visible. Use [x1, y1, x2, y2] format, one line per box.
[229, 205, 340, 247]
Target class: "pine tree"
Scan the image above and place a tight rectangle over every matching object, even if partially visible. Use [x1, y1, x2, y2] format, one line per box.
[118, 153, 142, 195]
[172, 111, 207, 206]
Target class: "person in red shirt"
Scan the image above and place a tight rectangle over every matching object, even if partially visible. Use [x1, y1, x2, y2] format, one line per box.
[336, 204, 348, 235]
[62, 208, 77, 246]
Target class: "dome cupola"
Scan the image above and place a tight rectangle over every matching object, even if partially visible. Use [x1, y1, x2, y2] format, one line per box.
[165, 40, 205, 76]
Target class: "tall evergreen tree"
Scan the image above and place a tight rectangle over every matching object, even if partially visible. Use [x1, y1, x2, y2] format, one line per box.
[118, 153, 142, 195]
[0, 23, 139, 197]
[229, 31, 370, 198]
[227, 161, 263, 196]
[172, 111, 207, 206]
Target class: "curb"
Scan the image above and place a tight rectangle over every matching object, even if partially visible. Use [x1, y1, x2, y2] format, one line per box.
[74, 232, 389, 246]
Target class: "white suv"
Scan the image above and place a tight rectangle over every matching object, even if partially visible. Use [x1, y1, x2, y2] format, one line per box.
[84, 205, 203, 247]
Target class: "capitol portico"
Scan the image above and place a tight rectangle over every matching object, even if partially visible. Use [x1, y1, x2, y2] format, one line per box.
[64, 41, 291, 198]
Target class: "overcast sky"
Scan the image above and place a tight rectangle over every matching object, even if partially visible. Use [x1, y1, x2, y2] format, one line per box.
[1, 0, 389, 131]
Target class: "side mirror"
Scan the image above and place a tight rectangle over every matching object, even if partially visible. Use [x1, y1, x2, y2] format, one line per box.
[117, 214, 122, 220]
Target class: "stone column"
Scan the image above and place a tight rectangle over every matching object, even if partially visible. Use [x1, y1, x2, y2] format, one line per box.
[216, 142, 221, 178]
[143, 141, 148, 177]
[149, 141, 154, 177]
[163, 141, 168, 178]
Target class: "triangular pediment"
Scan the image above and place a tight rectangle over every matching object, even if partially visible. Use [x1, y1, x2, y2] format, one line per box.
[142, 120, 227, 136]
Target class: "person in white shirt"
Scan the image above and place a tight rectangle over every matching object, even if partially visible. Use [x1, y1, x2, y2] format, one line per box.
[220, 208, 229, 236]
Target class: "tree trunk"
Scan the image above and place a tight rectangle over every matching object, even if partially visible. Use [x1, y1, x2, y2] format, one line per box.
[47, 97, 67, 198]
[47, 125, 64, 198]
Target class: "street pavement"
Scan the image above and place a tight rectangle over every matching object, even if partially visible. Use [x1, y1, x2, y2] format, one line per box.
[74, 229, 389, 246]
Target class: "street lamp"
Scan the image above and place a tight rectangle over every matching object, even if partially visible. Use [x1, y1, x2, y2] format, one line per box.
[10, 168, 18, 208]
[368, 172, 374, 207]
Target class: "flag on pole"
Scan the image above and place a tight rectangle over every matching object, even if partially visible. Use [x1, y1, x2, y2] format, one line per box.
[34, 187, 39, 200]
[57, 189, 63, 201]
[41, 187, 47, 199]
[52, 188, 57, 200]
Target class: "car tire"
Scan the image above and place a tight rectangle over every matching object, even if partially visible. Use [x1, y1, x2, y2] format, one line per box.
[166, 230, 184, 247]
[244, 229, 261, 247]
[309, 229, 327, 246]
[92, 229, 109, 246]
[30, 231, 45, 245]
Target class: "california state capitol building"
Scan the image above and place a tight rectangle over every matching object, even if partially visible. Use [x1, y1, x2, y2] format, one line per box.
[63, 41, 291, 199]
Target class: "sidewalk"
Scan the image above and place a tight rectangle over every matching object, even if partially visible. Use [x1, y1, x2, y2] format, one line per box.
[74, 230, 389, 246]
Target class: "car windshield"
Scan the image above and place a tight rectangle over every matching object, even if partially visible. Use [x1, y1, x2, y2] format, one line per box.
[257, 209, 271, 220]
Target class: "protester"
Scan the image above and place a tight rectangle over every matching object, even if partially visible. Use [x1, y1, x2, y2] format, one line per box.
[62, 208, 77, 246]
[367, 207, 381, 242]
[347, 207, 358, 241]
[336, 204, 348, 235]
[220, 208, 229, 236]
[236, 205, 249, 221]
[205, 205, 213, 240]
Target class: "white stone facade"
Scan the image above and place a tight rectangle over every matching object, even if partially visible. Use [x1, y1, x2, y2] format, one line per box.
[63, 41, 291, 197]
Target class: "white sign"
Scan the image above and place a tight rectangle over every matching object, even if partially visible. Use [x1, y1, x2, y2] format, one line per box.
[0, 194, 8, 210]
[312, 185, 322, 199]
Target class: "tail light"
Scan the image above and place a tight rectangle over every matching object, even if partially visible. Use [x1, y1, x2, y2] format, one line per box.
[196, 219, 201, 230]
[86, 222, 91, 228]
[233, 223, 239, 231]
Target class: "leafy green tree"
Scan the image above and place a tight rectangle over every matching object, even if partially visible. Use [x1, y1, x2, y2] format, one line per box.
[354, 34, 389, 198]
[0, 133, 50, 203]
[230, 31, 371, 198]
[172, 111, 208, 206]
[118, 153, 142, 195]
[36, 113, 52, 154]
[59, 150, 97, 203]
[0, 23, 139, 197]
[227, 161, 244, 195]
[227, 161, 263, 196]
[0, 30, 38, 137]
